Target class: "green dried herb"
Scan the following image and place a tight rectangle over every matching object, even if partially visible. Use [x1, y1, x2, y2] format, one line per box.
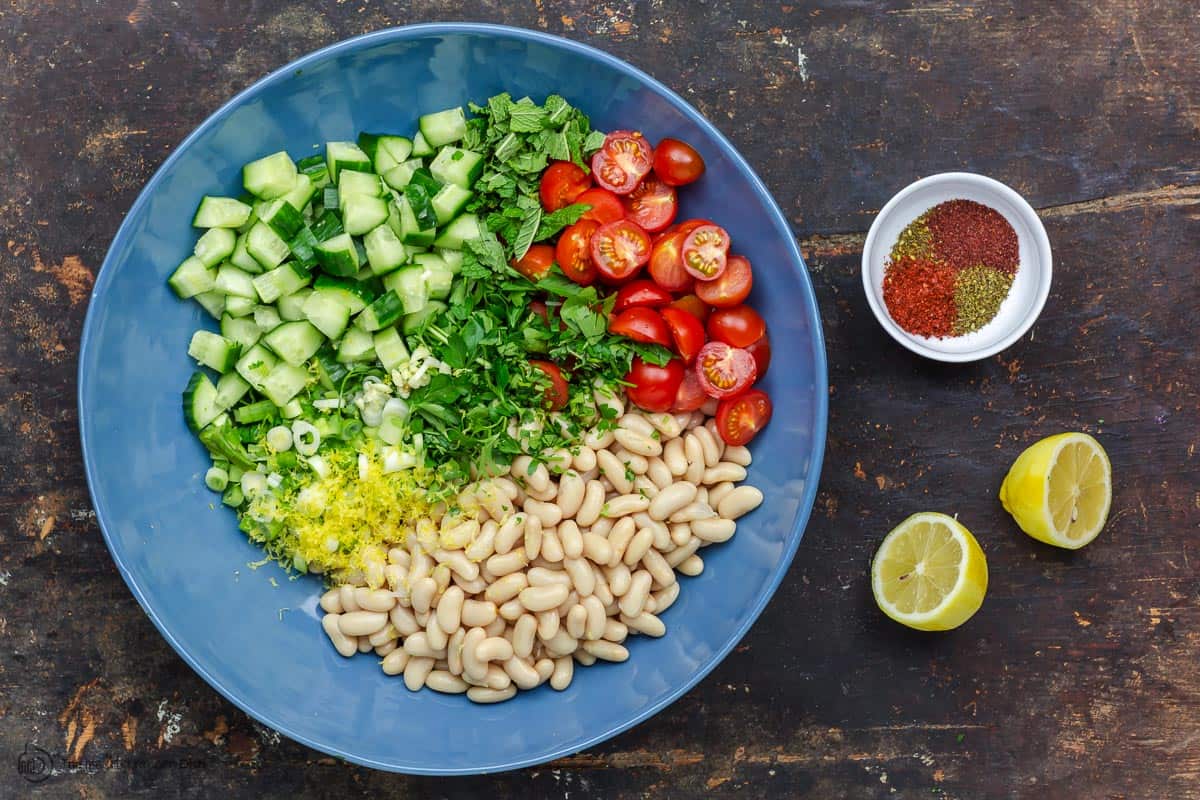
[953, 265, 1014, 334]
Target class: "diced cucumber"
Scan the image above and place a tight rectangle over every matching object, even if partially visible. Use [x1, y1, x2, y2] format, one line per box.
[276, 288, 312, 321]
[337, 170, 385, 198]
[414, 255, 454, 300]
[260, 362, 310, 407]
[418, 107, 467, 147]
[363, 225, 408, 275]
[297, 154, 331, 189]
[168, 256, 216, 299]
[411, 130, 434, 157]
[403, 184, 440, 233]
[246, 222, 292, 270]
[431, 213, 482, 250]
[326, 141, 373, 182]
[373, 327, 410, 371]
[302, 290, 352, 340]
[382, 158, 426, 191]
[431, 184, 473, 226]
[322, 186, 340, 212]
[408, 167, 443, 196]
[429, 147, 485, 189]
[357, 290, 405, 331]
[336, 324, 376, 363]
[253, 304, 283, 332]
[183, 372, 222, 432]
[214, 265, 259, 299]
[194, 227, 237, 267]
[230, 232, 264, 273]
[258, 198, 305, 238]
[341, 194, 390, 236]
[314, 232, 360, 277]
[193, 290, 226, 319]
[193, 196, 253, 229]
[436, 248, 464, 274]
[215, 371, 251, 408]
[283, 173, 317, 212]
[188, 330, 242, 373]
[236, 343, 278, 390]
[312, 276, 374, 313]
[402, 301, 447, 334]
[310, 209, 344, 242]
[224, 294, 256, 317]
[243, 151, 298, 200]
[220, 313, 261, 349]
[359, 133, 414, 173]
[252, 262, 311, 304]
[262, 320, 325, 365]
[280, 399, 304, 419]
[383, 266, 429, 315]
[287, 225, 320, 268]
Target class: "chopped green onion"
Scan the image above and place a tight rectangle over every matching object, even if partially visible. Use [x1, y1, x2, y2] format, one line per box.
[266, 425, 293, 452]
[205, 466, 229, 492]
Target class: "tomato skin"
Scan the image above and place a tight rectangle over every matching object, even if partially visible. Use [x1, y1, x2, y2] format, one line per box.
[539, 161, 592, 212]
[715, 389, 773, 446]
[622, 176, 678, 233]
[575, 188, 625, 225]
[646, 230, 693, 293]
[624, 357, 685, 413]
[609, 307, 672, 347]
[681, 224, 731, 280]
[591, 131, 653, 194]
[590, 219, 651, 284]
[671, 369, 708, 412]
[512, 243, 556, 282]
[669, 294, 711, 322]
[695, 341, 757, 399]
[660, 306, 706, 364]
[675, 218, 715, 236]
[707, 305, 767, 348]
[529, 360, 570, 411]
[694, 254, 753, 307]
[744, 332, 771, 377]
[653, 138, 706, 186]
[614, 280, 673, 313]
[556, 220, 599, 286]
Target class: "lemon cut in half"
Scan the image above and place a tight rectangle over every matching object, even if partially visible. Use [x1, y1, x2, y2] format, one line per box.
[999, 432, 1112, 550]
[871, 512, 989, 631]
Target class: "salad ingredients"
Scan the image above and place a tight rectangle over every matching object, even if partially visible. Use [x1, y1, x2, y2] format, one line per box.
[555, 220, 599, 285]
[608, 307, 672, 346]
[575, 188, 624, 224]
[622, 177, 678, 233]
[590, 219, 651, 282]
[652, 138, 706, 186]
[647, 231, 693, 293]
[707, 305, 767, 349]
[625, 357, 686, 412]
[681, 224, 730, 280]
[539, 161, 591, 212]
[590, 131, 653, 194]
[695, 342, 757, 399]
[613, 280, 673, 313]
[694, 254, 753, 307]
[715, 389, 772, 447]
[659, 307, 705, 364]
[952, 264, 1015, 335]
[999, 433, 1111, 549]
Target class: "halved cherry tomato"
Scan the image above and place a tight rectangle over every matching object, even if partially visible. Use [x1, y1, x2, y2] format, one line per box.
[671, 369, 708, 411]
[609, 307, 671, 347]
[512, 243, 556, 282]
[715, 389, 772, 446]
[590, 219, 651, 283]
[624, 356, 685, 412]
[529, 360, 570, 411]
[576, 188, 625, 225]
[707, 305, 767, 348]
[744, 332, 771, 377]
[556, 220, 599, 286]
[694, 254, 753, 307]
[622, 176, 678, 233]
[695, 341, 757, 399]
[669, 294, 711, 322]
[675, 218, 715, 236]
[660, 307, 706, 364]
[653, 138, 706, 186]
[591, 130, 653, 194]
[647, 230, 693, 293]
[681, 224, 730, 280]
[614, 280, 673, 313]
[539, 161, 591, 212]
[530, 300, 549, 323]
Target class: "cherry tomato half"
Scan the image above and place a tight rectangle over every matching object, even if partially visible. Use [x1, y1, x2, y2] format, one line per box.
[675, 218, 715, 236]
[590, 219, 651, 284]
[512, 243, 556, 282]
[556, 220, 599, 286]
[744, 332, 771, 377]
[624, 356, 685, 413]
[622, 176, 678, 233]
[681, 224, 731, 280]
[614, 280, 673, 313]
[715, 389, 772, 446]
[529, 359, 570, 411]
[660, 306, 706, 364]
[647, 230, 693, 293]
[707, 305, 767, 348]
[591, 130, 653, 194]
[576, 188, 625, 225]
[694, 254, 753, 307]
[539, 161, 591, 212]
[609, 307, 672, 347]
[695, 341, 757, 399]
[653, 138, 706, 186]
[669, 294, 711, 322]
[671, 369, 708, 412]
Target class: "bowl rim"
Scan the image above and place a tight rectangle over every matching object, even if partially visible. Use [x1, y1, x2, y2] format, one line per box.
[77, 22, 829, 775]
[860, 171, 1053, 363]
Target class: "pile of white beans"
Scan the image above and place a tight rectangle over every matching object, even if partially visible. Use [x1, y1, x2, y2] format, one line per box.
[317, 401, 762, 703]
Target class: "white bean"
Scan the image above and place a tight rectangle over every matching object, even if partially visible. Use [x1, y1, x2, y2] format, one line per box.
[433, 549, 479, 581]
[557, 472, 585, 519]
[536, 609, 560, 640]
[605, 563, 632, 597]
[724, 445, 752, 466]
[603, 618, 628, 643]
[535, 658, 555, 685]
[596, 449, 633, 495]
[648, 481, 698, 521]
[574, 650, 597, 666]
[645, 412, 683, 439]
[614, 428, 662, 457]
[468, 685, 517, 704]
[582, 640, 629, 662]
[607, 517, 637, 567]
[426, 670, 469, 694]
[475, 636, 514, 665]
[584, 427, 615, 450]
[653, 582, 681, 613]
[564, 557, 596, 596]
[528, 567, 571, 587]
[566, 604, 587, 639]
[706, 481, 736, 510]
[581, 532, 613, 565]
[618, 413, 655, 436]
[540, 527, 564, 562]
[665, 536, 702, 568]
[389, 604, 420, 636]
[503, 656, 542, 690]
[543, 629, 579, 658]
[322, 614, 358, 657]
[375, 639, 398, 657]
[642, 548, 676, 588]
[572, 446, 597, 473]
[603, 494, 650, 518]
[623, 611, 666, 637]
[557, 519, 583, 559]
[381, 648, 410, 675]
[486, 548, 528, 577]
[403, 632, 444, 659]
[435, 586, 465, 636]
[669, 501, 718, 524]
[368, 623, 398, 647]
[465, 520, 498, 561]
[461, 628, 488, 681]
[403, 656, 435, 690]
[550, 656, 574, 690]
[718, 485, 764, 520]
[684, 434, 705, 484]
[461, 599, 498, 628]
[338, 585, 360, 613]
[692, 517, 736, 543]
[583, 595, 607, 641]
[614, 448, 649, 474]
[693, 425, 721, 468]
[319, 589, 342, 614]
[412, 577, 437, 614]
[619, 570, 653, 617]
[524, 498, 562, 527]
[678, 555, 705, 576]
[498, 598, 525, 621]
[494, 513, 526, 555]
[622, 527, 655, 567]
[513, 614, 538, 659]
[576, 480, 607, 527]
[703, 462, 747, 485]
[646, 457, 674, 490]
[484, 572, 527, 605]
[670, 522, 692, 548]
[338, 611, 388, 637]
[663, 438, 687, 476]
[519, 583, 570, 613]
[447, 627, 466, 675]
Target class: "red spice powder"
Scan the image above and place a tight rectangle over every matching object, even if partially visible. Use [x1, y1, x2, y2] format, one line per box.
[925, 199, 1019, 275]
[882, 256, 959, 338]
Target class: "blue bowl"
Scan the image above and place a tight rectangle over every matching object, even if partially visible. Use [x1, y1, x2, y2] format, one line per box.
[78, 23, 827, 774]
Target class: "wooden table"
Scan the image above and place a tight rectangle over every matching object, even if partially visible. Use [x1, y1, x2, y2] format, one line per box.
[2, 2, 1196, 797]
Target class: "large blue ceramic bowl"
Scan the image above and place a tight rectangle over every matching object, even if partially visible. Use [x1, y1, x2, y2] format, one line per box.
[78, 24, 827, 774]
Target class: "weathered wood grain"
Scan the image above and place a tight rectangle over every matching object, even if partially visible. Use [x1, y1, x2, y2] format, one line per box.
[1, 1, 1197, 798]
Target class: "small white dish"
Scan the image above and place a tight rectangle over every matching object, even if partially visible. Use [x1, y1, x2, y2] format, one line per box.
[861, 172, 1052, 362]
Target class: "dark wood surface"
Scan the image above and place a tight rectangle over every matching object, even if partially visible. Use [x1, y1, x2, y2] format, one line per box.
[1, 2, 1197, 797]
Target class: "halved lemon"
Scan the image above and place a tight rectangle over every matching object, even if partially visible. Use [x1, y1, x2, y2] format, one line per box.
[871, 512, 988, 631]
[999, 432, 1112, 549]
